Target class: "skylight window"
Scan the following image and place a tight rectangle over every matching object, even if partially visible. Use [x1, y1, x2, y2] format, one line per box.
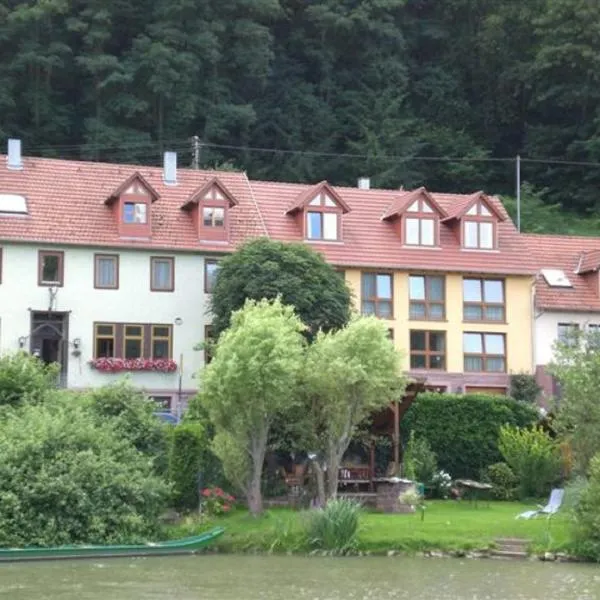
[0, 194, 27, 214]
[541, 269, 572, 288]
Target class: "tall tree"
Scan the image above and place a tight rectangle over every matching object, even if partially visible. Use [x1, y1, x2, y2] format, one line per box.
[201, 298, 305, 515]
[209, 238, 352, 338]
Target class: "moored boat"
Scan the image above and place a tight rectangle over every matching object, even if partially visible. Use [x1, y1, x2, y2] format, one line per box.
[0, 527, 225, 562]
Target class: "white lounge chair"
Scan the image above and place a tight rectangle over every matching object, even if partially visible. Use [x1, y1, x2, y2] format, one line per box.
[516, 488, 564, 519]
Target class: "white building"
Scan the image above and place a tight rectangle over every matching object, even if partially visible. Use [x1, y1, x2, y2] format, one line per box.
[0, 140, 265, 411]
[525, 234, 600, 403]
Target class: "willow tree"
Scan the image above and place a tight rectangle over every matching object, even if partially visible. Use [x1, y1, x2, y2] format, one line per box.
[304, 316, 406, 502]
[201, 298, 305, 515]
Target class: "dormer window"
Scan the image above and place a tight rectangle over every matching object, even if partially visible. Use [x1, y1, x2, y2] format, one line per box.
[203, 206, 225, 228]
[404, 199, 437, 246]
[382, 188, 446, 246]
[123, 202, 147, 224]
[105, 172, 159, 239]
[464, 220, 493, 249]
[305, 192, 341, 241]
[182, 177, 238, 243]
[463, 201, 496, 249]
[286, 181, 351, 242]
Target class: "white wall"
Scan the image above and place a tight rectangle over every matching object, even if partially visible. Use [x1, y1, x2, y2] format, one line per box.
[0, 243, 211, 394]
[535, 310, 600, 365]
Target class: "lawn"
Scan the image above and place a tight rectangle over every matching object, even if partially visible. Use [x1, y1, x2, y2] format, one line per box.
[167, 500, 572, 555]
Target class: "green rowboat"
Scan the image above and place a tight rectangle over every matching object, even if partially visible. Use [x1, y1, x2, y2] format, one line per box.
[0, 527, 225, 562]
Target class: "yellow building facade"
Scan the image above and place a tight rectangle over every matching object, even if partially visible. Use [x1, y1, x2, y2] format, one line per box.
[344, 269, 534, 393]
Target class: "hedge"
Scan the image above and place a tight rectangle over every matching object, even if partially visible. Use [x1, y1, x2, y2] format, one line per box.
[401, 393, 538, 479]
[168, 422, 206, 511]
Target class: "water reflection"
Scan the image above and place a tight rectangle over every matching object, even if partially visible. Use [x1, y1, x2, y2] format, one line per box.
[0, 555, 599, 600]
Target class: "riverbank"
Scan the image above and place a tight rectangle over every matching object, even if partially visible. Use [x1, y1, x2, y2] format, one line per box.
[166, 500, 573, 558]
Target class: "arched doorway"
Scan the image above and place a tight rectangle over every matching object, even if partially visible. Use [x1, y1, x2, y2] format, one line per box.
[29, 311, 69, 386]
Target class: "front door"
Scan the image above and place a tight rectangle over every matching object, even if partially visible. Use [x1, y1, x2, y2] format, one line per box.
[30, 312, 69, 386]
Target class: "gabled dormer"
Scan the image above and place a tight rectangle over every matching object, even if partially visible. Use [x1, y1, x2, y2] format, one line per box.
[182, 177, 238, 243]
[105, 172, 159, 238]
[286, 181, 350, 242]
[382, 187, 447, 247]
[442, 192, 505, 250]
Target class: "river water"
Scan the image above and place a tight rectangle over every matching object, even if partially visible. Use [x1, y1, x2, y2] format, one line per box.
[1, 555, 599, 600]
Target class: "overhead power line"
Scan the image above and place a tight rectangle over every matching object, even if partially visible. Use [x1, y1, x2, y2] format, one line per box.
[23, 138, 600, 169]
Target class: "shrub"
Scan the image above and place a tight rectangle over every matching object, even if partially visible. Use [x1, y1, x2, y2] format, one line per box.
[571, 454, 600, 561]
[403, 432, 438, 491]
[401, 393, 538, 478]
[183, 393, 225, 486]
[510, 373, 541, 404]
[0, 352, 59, 407]
[84, 382, 168, 471]
[0, 401, 169, 546]
[169, 422, 206, 511]
[499, 425, 562, 499]
[306, 499, 361, 552]
[483, 462, 517, 500]
[430, 470, 452, 499]
[200, 487, 235, 516]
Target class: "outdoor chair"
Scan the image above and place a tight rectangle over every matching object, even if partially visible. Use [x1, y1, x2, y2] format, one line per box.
[515, 488, 564, 520]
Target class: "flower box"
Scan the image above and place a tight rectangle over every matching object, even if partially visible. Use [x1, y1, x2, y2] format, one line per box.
[89, 357, 178, 373]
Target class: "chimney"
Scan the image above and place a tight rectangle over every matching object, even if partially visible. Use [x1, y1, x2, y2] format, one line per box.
[357, 177, 370, 190]
[163, 151, 177, 185]
[7, 139, 23, 170]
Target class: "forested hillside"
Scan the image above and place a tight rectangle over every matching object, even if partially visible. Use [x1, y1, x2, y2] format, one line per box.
[1, 0, 599, 218]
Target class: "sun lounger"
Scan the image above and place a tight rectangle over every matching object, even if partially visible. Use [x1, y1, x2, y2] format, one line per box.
[516, 488, 564, 519]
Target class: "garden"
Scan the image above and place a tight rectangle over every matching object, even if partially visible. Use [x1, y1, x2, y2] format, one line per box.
[2, 239, 600, 563]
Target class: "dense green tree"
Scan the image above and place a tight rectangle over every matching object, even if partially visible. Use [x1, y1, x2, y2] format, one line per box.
[1, 0, 600, 215]
[209, 238, 352, 339]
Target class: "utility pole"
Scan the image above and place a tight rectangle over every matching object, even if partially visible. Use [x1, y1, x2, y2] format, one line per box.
[516, 154, 521, 232]
[191, 135, 201, 169]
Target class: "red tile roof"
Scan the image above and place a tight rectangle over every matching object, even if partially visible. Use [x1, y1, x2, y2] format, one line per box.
[0, 156, 266, 252]
[441, 191, 505, 222]
[576, 249, 600, 274]
[252, 181, 535, 275]
[523, 234, 600, 312]
[380, 187, 448, 221]
[285, 181, 351, 214]
[0, 155, 535, 275]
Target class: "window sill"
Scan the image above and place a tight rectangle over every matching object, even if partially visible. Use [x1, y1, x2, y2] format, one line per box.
[462, 320, 507, 325]
[361, 314, 394, 320]
[409, 317, 448, 322]
[305, 238, 344, 245]
[89, 358, 177, 373]
[402, 245, 441, 250]
[460, 248, 500, 253]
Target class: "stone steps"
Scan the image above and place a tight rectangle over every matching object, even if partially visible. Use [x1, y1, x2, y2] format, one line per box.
[491, 538, 531, 560]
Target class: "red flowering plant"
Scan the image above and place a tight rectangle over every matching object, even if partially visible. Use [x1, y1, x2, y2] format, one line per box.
[201, 487, 236, 516]
[90, 358, 178, 373]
